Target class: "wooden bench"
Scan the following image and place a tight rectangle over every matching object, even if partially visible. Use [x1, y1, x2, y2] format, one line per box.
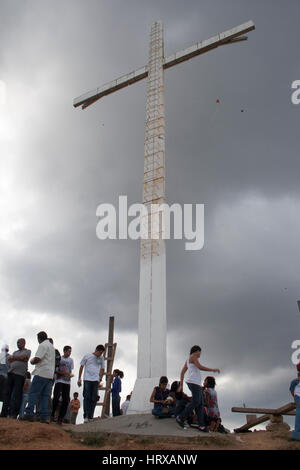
[231, 402, 296, 432]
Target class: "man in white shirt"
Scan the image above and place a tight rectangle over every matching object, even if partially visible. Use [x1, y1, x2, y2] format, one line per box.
[78, 345, 105, 422]
[121, 395, 131, 415]
[22, 331, 55, 424]
[51, 345, 74, 425]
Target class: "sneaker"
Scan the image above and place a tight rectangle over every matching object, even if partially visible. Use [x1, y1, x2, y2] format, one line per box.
[176, 416, 187, 429]
[83, 418, 88, 423]
[56, 419, 63, 426]
[88, 418, 94, 423]
[198, 426, 209, 433]
[50, 416, 57, 423]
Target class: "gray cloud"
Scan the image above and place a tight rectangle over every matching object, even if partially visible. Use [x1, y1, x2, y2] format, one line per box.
[1, 0, 300, 427]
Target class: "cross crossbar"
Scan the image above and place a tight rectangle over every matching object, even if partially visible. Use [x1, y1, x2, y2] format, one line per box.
[73, 20, 254, 110]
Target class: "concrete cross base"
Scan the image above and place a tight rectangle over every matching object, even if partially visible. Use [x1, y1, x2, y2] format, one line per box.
[127, 377, 162, 415]
[66, 413, 219, 438]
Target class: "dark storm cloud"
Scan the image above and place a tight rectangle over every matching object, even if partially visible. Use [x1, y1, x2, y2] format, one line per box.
[1, 0, 300, 425]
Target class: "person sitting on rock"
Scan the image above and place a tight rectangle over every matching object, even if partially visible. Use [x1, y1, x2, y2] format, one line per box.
[203, 376, 228, 434]
[150, 376, 175, 418]
[169, 380, 194, 423]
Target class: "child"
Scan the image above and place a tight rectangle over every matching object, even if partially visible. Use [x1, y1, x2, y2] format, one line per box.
[203, 376, 221, 432]
[111, 369, 123, 417]
[69, 392, 81, 424]
[150, 376, 174, 418]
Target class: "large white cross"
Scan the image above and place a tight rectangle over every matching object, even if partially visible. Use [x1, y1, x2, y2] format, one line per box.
[74, 20, 255, 414]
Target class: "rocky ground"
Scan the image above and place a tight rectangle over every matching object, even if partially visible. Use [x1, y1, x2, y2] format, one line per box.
[0, 418, 300, 450]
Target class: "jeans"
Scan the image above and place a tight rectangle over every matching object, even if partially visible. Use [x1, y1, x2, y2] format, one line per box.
[152, 405, 175, 418]
[178, 383, 205, 427]
[35, 394, 52, 419]
[70, 412, 78, 424]
[51, 382, 70, 421]
[292, 395, 300, 440]
[83, 380, 99, 419]
[0, 374, 7, 403]
[25, 375, 52, 421]
[174, 398, 190, 418]
[112, 395, 121, 417]
[0, 372, 25, 417]
[19, 393, 29, 418]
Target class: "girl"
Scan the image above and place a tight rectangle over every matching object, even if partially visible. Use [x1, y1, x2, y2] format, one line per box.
[111, 369, 123, 417]
[150, 376, 174, 418]
[176, 345, 220, 432]
[203, 376, 221, 432]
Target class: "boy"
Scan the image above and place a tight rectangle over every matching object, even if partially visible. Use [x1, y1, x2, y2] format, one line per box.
[69, 392, 80, 424]
[51, 346, 74, 425]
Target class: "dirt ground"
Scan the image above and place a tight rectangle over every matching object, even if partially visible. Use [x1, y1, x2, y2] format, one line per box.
[0, 418, 300, 450]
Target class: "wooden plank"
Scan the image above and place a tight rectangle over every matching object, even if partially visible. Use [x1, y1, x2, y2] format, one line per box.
[234, 414, 270, 432]
[246, 414, 257, 424]
[95, 316, 117, 419]
[233, 402, 297, 432]
[102, 317, 115, 418]
[232, 403, 297, 415]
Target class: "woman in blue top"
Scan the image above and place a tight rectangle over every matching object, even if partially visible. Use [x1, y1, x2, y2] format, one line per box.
[111, 369, 123, 417]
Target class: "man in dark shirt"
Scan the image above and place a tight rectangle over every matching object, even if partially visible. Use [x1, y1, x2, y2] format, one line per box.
[0, 338, 31, 418]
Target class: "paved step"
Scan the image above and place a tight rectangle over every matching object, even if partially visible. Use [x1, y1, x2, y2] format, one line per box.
[65, 413, 224, 438]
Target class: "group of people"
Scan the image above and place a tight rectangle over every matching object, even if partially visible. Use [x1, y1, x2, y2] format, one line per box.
[1, 334, 299, 438]
[149, 345, 226, 433]
[0, 332, 126, 425]
[149, 345, 300, 439]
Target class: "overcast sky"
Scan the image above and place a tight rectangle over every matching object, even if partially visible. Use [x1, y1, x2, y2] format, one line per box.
[0, 0, 300, 428]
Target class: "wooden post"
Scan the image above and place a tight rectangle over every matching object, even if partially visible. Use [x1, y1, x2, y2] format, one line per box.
[103, 316, 114, 417]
